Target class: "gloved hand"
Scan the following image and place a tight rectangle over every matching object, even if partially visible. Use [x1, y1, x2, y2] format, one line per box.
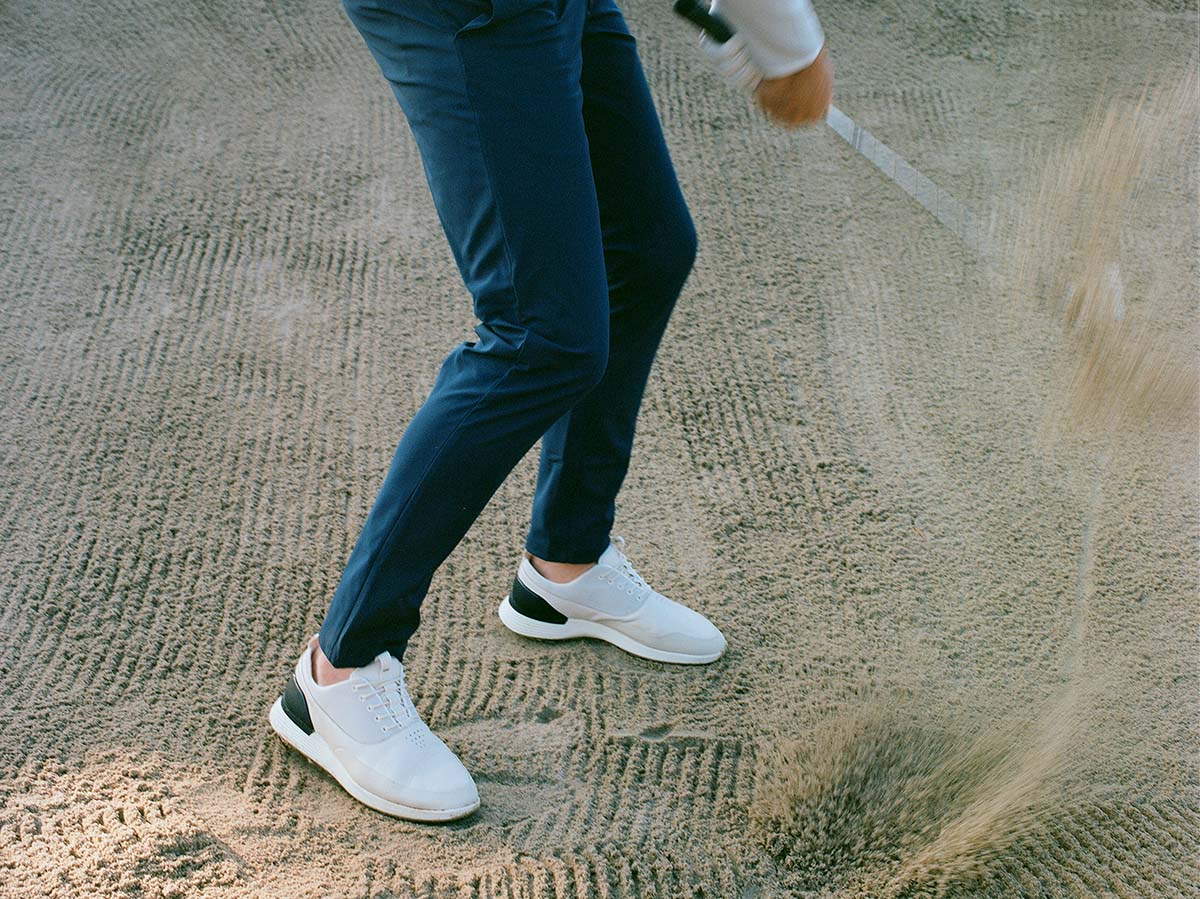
[697, 30, 765, 95]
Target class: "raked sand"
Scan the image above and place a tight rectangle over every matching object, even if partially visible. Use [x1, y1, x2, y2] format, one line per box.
[2, 1, 1197, 896]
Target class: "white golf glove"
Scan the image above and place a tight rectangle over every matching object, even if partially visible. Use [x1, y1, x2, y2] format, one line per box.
[698, 30, 765, 95]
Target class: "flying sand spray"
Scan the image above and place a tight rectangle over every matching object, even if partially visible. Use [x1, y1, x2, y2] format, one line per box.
[677, 2, 1197, 891]
[764, 75, 1195, 892]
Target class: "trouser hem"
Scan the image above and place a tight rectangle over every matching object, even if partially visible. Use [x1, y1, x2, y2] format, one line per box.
[523, 531, 612, 565]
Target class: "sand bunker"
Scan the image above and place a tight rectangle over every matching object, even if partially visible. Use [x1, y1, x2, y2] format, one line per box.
[2, 0, 1196, 897]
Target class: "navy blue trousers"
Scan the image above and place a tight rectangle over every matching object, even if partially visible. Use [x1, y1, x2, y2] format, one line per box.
[320, 0, 698, 667]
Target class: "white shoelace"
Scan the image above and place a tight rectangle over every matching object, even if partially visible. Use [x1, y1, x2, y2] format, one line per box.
[611, 534, 651, 599]
[351, 668, 415, 735]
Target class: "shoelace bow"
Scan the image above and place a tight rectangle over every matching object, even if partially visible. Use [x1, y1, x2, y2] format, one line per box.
[611, 534, 651, 598]
[352, 668, 415, 734]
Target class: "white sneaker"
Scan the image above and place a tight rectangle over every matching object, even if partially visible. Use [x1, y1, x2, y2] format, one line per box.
[268, 636, 480, 822]
[498, 536, 727, 664]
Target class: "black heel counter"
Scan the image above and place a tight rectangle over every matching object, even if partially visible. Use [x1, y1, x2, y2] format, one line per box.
[510, 575, 568, 624]
[281, 674, 315, 735]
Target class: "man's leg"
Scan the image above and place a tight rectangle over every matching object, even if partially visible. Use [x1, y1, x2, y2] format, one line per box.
[319, 0, 609, 668]
[525, 0, 699, 566]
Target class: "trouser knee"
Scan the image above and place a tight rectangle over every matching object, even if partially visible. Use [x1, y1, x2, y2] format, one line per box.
[624, 210, 698, 316]
[660, 211, 699, 293]
[520, 327, 610, 400]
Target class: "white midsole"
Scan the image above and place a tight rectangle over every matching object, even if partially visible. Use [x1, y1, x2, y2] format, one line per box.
[498, 596, 723, 665]
[268, 698, 479, 822]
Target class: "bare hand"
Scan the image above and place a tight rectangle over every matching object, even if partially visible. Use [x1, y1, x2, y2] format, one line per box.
[753, 47, 832, 129]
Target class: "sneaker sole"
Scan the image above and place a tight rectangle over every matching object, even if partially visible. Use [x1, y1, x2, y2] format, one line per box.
[268, 697, 480, 823]
[498, 595, 724, 665]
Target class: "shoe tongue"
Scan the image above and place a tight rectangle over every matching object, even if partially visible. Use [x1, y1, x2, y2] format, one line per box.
[357, 651, 401, 683]
[598, 543, 623, 568]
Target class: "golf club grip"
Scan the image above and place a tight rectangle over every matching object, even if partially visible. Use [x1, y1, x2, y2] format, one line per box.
[672, 0, 734, 43]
